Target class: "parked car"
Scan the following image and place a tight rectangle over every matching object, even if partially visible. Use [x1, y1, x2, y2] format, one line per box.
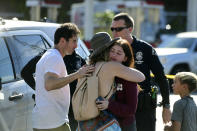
[155, 32, 197, 76]
[1, 18, 90, 59]
[0, 18, 89, 131]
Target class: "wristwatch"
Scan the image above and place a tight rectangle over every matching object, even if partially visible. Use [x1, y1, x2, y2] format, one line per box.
[163, 104, 170, 109]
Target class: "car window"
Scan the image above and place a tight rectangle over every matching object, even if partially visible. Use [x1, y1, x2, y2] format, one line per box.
[5, 35, 48, 78]
[158, 37, 196, 49]
[0, 38, 14, 82]
[41, 36, 52, 49]
[75, 38, 90, 60]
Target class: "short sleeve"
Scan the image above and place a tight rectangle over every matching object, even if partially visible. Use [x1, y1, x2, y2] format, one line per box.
[171, 100, 185, 123]
[44, 55, 63, 76]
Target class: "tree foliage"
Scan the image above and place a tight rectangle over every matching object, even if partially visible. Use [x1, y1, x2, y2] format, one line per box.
[95, 10, 114, 28]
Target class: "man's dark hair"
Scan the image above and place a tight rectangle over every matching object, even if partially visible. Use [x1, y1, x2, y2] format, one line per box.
[113, 13, 134, 29]
[54, 23, 80, 44]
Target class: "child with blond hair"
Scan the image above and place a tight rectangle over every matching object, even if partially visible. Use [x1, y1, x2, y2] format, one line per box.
[164, 72, 197, 131]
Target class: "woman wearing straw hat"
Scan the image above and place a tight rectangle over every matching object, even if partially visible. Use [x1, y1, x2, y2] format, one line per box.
[76, 32, 145, 131]
[96, 38, 139, 131]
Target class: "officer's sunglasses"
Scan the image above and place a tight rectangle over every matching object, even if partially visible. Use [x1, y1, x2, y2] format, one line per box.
[110, 27, 128, 32]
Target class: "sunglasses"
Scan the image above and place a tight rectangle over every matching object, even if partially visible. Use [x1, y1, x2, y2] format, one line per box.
[110, 27, 128, 32]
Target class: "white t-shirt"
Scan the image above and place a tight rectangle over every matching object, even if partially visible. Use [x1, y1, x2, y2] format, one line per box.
[32, 49, 70, 129]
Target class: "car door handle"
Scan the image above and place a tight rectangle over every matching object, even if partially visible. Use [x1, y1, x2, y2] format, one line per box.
[9, 93, 23, 101]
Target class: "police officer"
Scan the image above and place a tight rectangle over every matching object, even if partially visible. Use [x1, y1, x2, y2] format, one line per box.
[110, 12, 171, 131]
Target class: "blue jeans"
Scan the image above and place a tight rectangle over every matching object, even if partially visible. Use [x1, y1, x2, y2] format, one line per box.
[77, 122, 121, 131]
[77, 112, 121, 131]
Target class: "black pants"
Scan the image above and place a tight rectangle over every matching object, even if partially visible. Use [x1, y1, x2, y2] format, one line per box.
[68, 108, 78, 131]
[135, 92, 156, 131]
[121, 120, 137, 131]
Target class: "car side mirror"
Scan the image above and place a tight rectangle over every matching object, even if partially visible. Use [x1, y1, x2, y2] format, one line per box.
[0, 78, 2, 90]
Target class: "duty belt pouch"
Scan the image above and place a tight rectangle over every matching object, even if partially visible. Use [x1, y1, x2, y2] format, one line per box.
[151, 86, 158, 109]
[137, 92, 152, 111]
[151, 93, 157, 109]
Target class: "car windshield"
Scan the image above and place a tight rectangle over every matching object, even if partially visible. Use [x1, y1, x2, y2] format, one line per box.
[158, 37, 196, 49]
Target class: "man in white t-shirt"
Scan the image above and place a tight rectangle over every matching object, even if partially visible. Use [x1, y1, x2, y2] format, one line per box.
[32, 23, 94, 131]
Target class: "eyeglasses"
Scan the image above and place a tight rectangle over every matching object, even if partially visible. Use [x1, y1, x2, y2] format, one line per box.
[110, 27, 128, 32]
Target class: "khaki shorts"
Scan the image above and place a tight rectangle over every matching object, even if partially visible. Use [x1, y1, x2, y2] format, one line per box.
[33, 123, 70, 131]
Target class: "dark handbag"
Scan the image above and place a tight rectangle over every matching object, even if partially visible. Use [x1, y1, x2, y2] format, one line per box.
[77, 111, 121, 131]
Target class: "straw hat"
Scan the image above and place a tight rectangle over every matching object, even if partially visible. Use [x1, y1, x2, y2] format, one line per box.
[90, 32, 120, 58]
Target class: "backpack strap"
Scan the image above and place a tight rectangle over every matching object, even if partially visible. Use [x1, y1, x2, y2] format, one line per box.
[104, 82, 115, 99]
[94, 62, 114, 99]
[95, 62, 115, 99]
[94, 62, 105, 76]
[75, 62, 105, 91]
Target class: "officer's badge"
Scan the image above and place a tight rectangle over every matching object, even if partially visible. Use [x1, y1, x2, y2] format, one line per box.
[136, 51, 144, 64]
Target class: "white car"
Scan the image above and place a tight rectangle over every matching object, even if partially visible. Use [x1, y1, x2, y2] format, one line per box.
[1, 19, 90, 60]
[0, 19, 89, 131]
[155, 32, 197, 75]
